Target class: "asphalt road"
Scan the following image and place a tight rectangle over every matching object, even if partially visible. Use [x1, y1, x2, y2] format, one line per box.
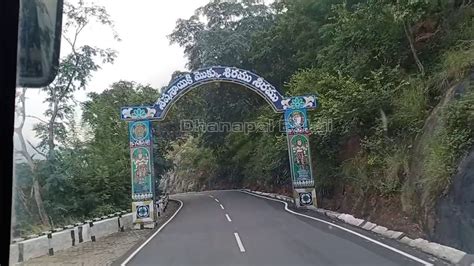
[125, 190, 442, 266]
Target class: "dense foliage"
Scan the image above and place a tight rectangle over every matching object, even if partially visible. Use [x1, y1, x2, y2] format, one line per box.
[13, 0, 473, 237]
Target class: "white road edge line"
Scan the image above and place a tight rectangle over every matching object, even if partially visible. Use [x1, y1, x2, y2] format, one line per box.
[241, 191, 433, 266]
[120, 199, 184, 266]
[234, 232, 246, 252]
[214, 198, 220, 203]
[220, 204, 225, 210]
[225, 213, 232, 222]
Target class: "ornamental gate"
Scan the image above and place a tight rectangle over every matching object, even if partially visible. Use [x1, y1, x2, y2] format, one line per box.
[121, 66, 318, 227]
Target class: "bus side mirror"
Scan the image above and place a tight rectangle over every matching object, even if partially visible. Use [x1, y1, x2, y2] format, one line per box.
[17, 0, 63, 88]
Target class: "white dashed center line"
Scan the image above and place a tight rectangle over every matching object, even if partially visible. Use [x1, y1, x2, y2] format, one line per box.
[214, 198, 220, 203]
[219, 204, 225, 210]
[209, 195, 214, 198]
[233, 232, 246, 253]
[225, 213, 232, 222]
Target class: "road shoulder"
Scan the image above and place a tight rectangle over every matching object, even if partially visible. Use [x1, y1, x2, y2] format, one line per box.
[113, 199, 181, 266]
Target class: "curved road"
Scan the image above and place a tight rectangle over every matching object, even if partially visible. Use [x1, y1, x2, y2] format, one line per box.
[124, 190, 442, 266]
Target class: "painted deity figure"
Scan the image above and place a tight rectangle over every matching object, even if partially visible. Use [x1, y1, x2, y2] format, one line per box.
[292, 139, 308, 171]
[133, 123, 147, 139]
[134, 149, 149, 184]
[288, 111, 305, 132]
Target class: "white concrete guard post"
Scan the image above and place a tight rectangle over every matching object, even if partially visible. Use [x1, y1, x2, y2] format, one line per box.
[89, 221, 96, 242]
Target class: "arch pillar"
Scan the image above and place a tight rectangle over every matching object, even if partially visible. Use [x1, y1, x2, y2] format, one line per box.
[128, 120, 156, 228]
[284, 96, 318, 208]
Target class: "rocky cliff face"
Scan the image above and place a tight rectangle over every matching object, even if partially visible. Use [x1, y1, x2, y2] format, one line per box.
[409, 73, 473, 252]
[433, 147, 474, 253]
[159, 169, 201, 194]
[427, 72, 474, 252]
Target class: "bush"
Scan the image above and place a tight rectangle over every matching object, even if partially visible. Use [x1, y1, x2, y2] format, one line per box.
[391, 80, 428, 135]
[89, 204, 119, 218]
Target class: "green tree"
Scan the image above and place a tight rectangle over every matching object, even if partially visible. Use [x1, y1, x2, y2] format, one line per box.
[34, 0, 119, 159]
[169, 0, 273, 70]
[80, 81, 173, 216]
[14, 0, 119, 227]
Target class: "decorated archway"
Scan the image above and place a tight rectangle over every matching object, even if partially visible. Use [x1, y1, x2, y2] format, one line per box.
[121, 66, 318, 228]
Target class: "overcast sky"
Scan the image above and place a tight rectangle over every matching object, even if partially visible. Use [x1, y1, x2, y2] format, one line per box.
[21, 0, 209, 144]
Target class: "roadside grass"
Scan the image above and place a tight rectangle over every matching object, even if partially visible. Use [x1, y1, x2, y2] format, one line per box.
[420, 90, 474, 206]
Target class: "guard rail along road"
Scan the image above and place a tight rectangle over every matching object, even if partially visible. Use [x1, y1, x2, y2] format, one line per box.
[9, 194, 170, 265]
